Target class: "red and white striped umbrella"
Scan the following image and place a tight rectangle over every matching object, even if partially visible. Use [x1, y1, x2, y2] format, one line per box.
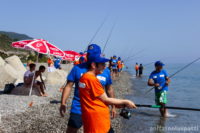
[12, 39, 33, 49]
[12, 39, 65, 57]
[12, 39, 65, 96]
[63, 50, 81, 61]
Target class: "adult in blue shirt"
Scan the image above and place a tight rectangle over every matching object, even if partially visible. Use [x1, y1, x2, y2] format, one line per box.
[148, 61, 171, 117]
[97, 67, 116, 118]
[60, 44, 116, 133]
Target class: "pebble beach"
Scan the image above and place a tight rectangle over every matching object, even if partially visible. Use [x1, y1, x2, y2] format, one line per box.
[0, 59, 133, 133]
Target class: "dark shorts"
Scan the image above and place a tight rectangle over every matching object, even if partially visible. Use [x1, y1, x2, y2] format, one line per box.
[112, 68, 118, 73]
[118, 68, 122, 72]
[36, 81, 42, 85]
[68, 113, 83, 129]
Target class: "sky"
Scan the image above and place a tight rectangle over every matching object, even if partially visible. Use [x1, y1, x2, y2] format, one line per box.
[0, 0, 200, 65]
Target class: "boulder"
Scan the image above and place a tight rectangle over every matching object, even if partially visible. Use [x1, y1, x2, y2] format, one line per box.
[0, 56, 5, 66]
[0, 64, 20, 88]
[45, 70, 68, 85]
[5, 55, 26, 78]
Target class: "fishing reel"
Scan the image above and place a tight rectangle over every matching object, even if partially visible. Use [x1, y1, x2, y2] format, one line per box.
[120, 108, 132, 119]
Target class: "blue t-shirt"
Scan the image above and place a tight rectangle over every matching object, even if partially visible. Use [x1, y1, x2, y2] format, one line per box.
[149, 70, 169, 93]
[97, 67, 112, 87]
[67, 63, 88, 114]
[111, 59, 118, 69]
[54, 58, 61, 68]
[67, 65, 113, 114]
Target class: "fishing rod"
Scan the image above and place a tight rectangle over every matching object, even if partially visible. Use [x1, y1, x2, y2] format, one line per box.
[135, 104, 200, 111]
[85, 16, 108, 51]
[120, 104, 200, 119]
[119, 46, 135, 60]
[143, 58, 165, 67]
[123, 49, 145, 61]
[124, 55, 144, 63]
[102, 21, 117, 53]
[145, 57, 200, 94]
[144, 62, 154, 67]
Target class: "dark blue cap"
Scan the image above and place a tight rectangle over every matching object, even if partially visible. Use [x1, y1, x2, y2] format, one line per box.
[87, 44, 101, 56]
[79, 52, 84, 55]
[79, 56, 85, 61]
[113, 55, 117, 58]
[118, 57, 121, 60]
[88, 55, 109, 63]
[155, 61, 165, 67]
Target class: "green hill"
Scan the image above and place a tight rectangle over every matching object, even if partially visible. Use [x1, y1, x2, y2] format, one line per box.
[0, 34, 29, 59]
[0, 31, 33, 40]
[0, 34, 16, 51]
[0, 32, 47, 62]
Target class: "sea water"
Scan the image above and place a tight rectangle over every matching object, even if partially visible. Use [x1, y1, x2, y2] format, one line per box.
[122, 63, 200, 133]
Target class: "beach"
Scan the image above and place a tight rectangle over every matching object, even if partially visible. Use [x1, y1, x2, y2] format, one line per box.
[0, 63, 133, 133]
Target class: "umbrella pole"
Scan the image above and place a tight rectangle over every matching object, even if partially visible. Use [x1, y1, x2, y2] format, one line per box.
[29, 53, 39, 96]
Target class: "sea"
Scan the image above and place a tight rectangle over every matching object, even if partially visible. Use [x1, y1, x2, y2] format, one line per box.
[122, 63, 200, 133]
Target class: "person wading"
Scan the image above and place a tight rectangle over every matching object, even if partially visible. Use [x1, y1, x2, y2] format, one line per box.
[135, 63, 139, 77]
[147, 61, 170, 117]
[139, 64, 143, 77]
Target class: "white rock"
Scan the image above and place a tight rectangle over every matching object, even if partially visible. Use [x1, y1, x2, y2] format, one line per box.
[5, 55, 26, 77]
[45, 70, 68, 85]
[0, 64, 19, 88]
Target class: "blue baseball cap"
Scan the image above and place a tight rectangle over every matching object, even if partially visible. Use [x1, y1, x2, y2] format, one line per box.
[155, 61, 165, 67]
[79, 56, 85, 61]
[87, 44, 101, 56]
[118, 57, 121, 60]
[113, 55, 117, 58]
[88, 55, 109, 63]
[79, 52, 84, 55]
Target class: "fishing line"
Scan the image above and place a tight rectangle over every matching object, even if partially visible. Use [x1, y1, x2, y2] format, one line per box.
[102, 20, 117, 54]
[86, 16, 108, 50]
[135, 104, 200, 111]
[123, 49, 145, 61]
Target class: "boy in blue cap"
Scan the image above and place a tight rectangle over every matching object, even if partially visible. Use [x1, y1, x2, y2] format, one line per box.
[60, 44, 116, 133]
[148, 61, 171, 117]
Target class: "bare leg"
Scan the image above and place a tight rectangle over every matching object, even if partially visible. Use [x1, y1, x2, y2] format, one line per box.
[159, 103, 167, 117]
[38, 82, 48, 96]
[66, 126, 79, 133]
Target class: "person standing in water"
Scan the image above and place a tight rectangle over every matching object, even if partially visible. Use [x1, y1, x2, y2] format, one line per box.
[147, 61, 170, 117]
[139, 64, 144, 77]
[135, 63, 139, 77]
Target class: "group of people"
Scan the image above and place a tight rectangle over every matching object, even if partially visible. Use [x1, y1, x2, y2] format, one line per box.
[24, 63, 48, 96]
[109, 56, 124, 79]
[60, 44, 136, 133]
[23, 43, 171, 132]
[47, 56, 62, 72]
[135, 63, 143, 77]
